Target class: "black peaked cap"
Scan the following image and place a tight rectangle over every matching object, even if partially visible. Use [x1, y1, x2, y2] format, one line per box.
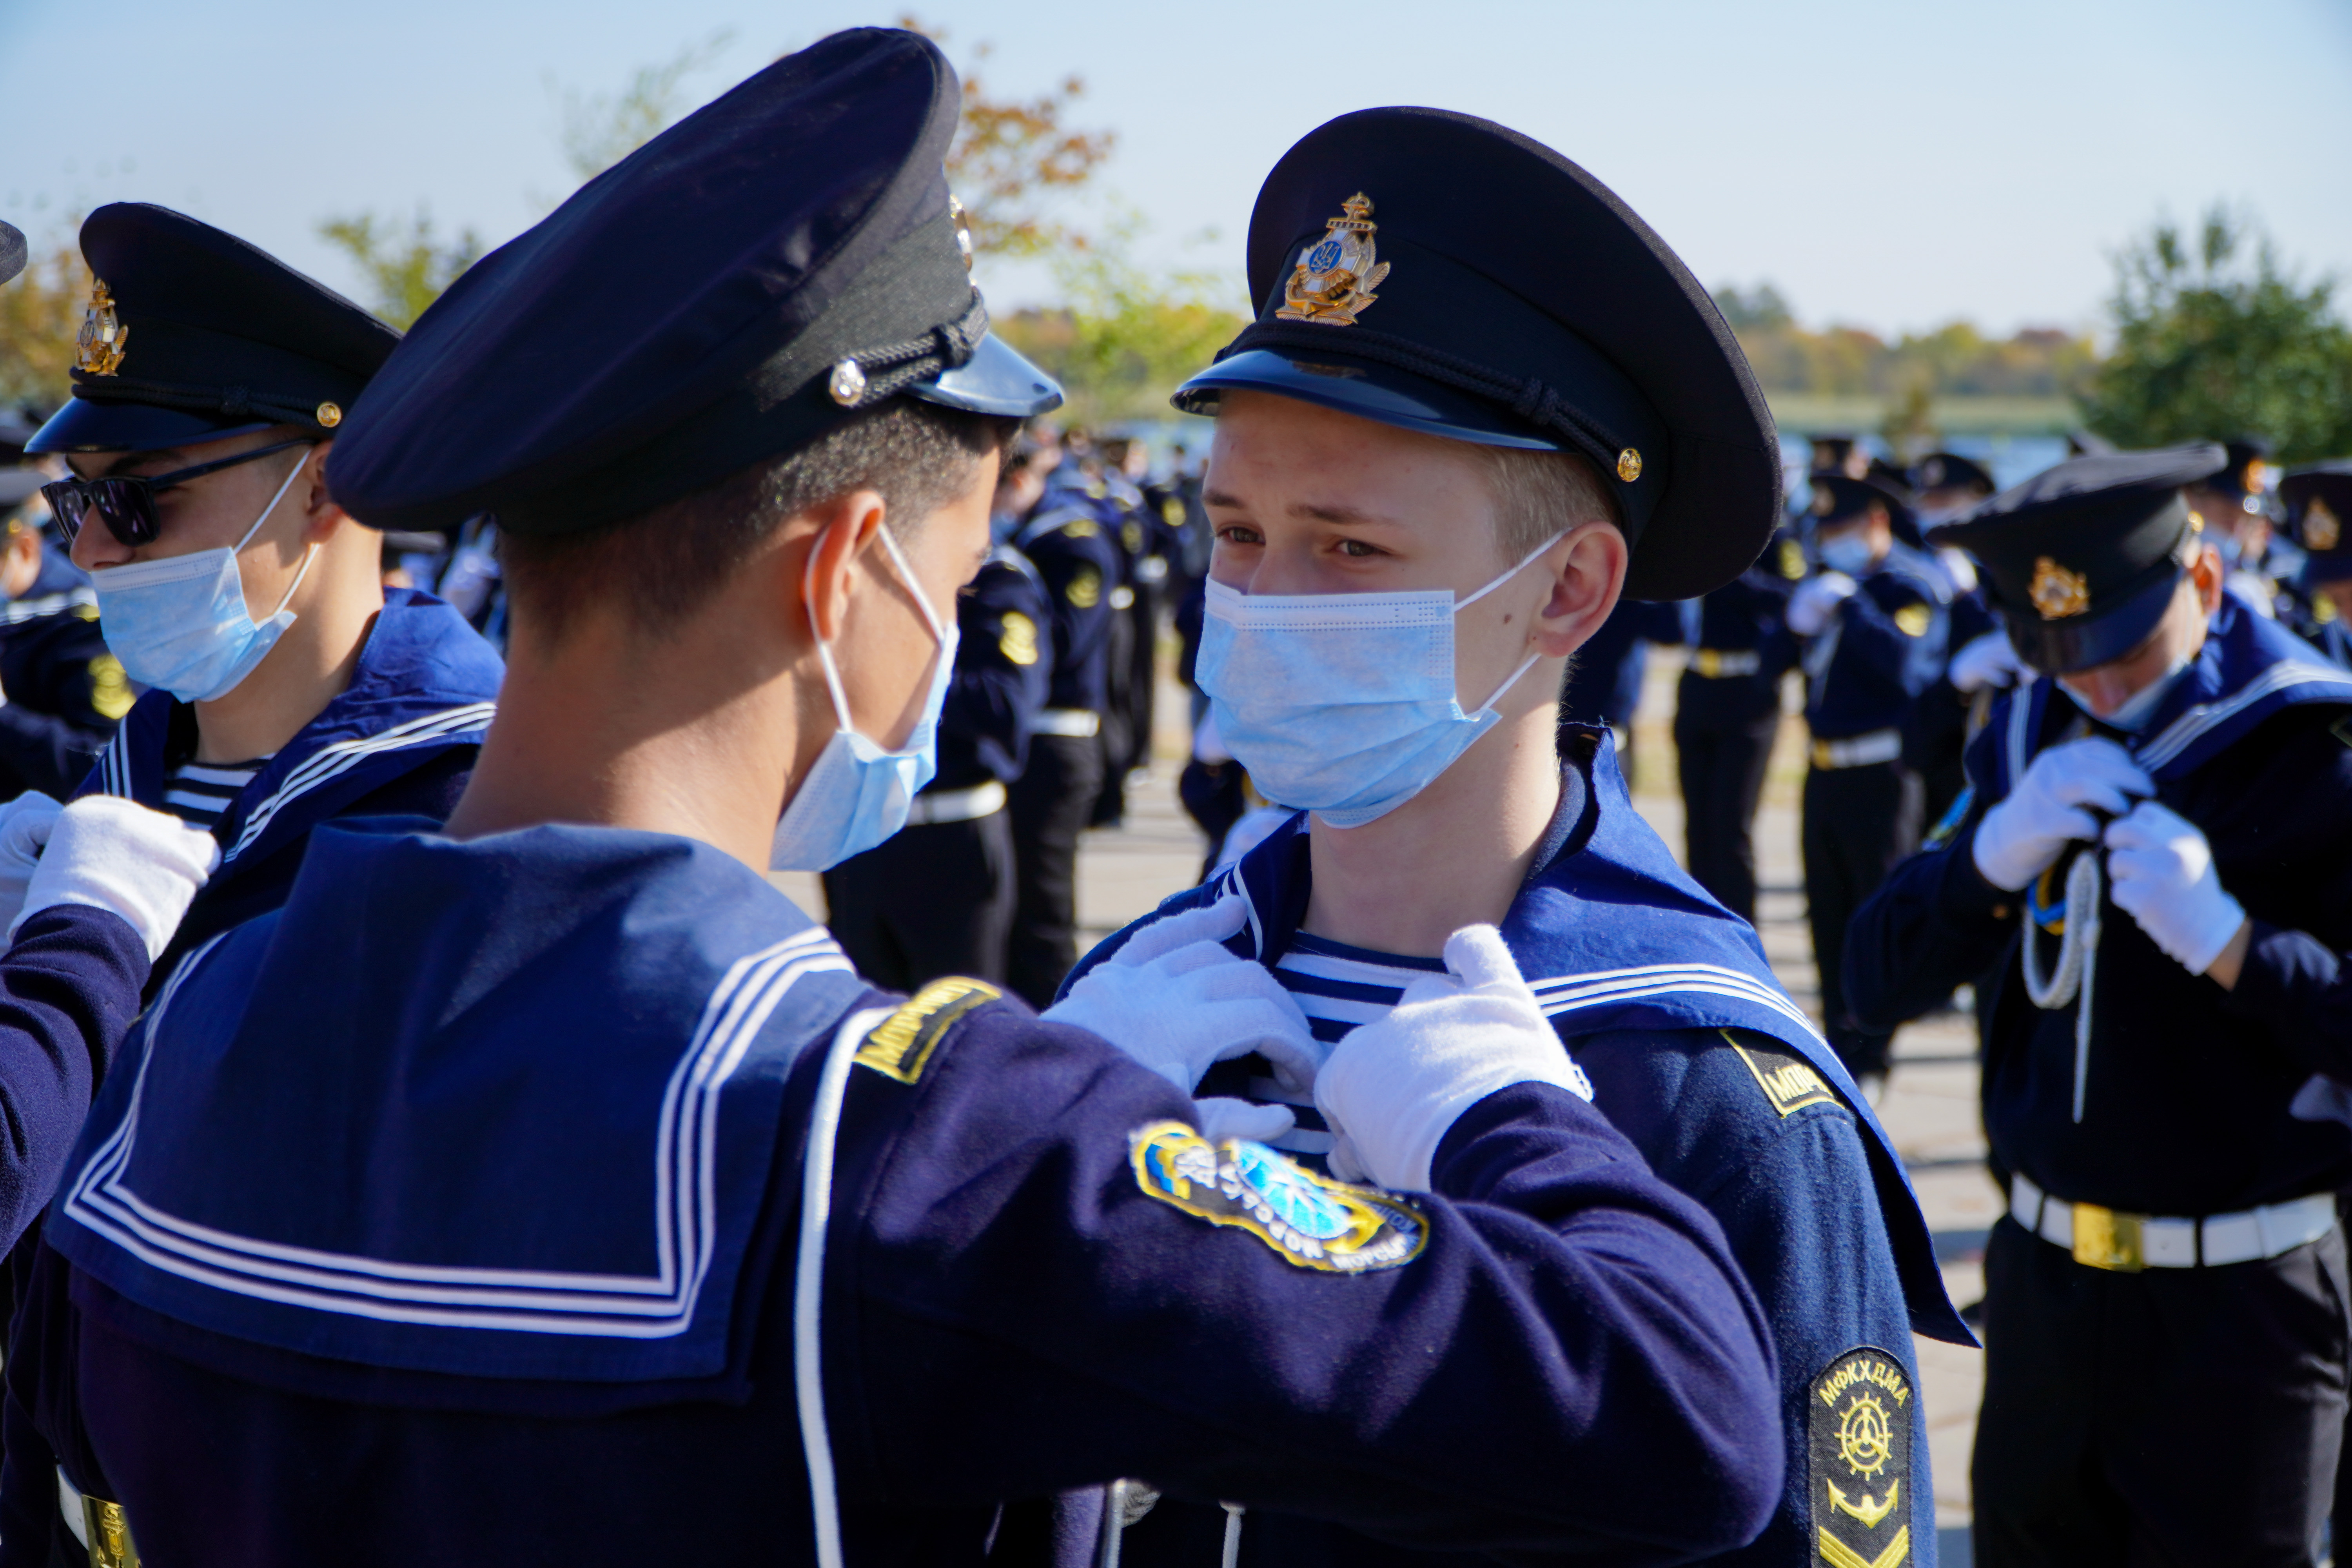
[2283, 461, 2352, 583]
[1809, 470, 1921, 549]
[330, 29, 989, 537]
[26, 203, 397, 456]
[1931, 444, 2221, 674]
[1175, 108, 1779, 601]
[1912, 452, 1993, 495]
[0, 222, 25, 289]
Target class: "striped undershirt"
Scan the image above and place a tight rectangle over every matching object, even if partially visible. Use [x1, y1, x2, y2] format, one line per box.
[1222, 932, 1445, 1162]
[162, 758, 268, 830]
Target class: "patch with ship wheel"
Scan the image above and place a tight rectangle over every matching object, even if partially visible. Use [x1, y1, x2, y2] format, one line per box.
[1810, 1347, 1913, 1568]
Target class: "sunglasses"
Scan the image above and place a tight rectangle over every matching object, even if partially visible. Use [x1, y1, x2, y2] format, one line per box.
[40, 439, 314, 548]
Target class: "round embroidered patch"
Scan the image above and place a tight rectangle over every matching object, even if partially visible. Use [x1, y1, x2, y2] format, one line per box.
[1127, 1121, 1425, 1272]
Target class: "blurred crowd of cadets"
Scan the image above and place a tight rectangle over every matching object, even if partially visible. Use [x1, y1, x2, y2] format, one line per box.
[0, 406, 2345, 1030]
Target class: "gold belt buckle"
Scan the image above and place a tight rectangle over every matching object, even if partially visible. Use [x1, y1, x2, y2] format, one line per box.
[1810, 738, 1834, 769]
[1694, 649, 1723, 678]
[82, 1495, 140, 1568]
[2072, 1201, 2147, 1272]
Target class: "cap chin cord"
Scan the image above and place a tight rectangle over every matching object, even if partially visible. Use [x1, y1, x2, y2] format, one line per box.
[2020, 848, 2102, 1123]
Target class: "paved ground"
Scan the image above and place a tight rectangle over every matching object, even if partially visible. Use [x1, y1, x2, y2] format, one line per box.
[779, 646, 1998, 1561]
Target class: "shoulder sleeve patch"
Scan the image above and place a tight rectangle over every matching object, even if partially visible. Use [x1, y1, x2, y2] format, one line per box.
[1811, 1347, 1914, 1568]
[1724, 1031, 1841, 1118]
[87, 654, 134, 720]
[1892, 602, 1933, 637]
[1779, 537, 1808, 581]
[855, 977, 1000, 1084]
[996, 610, 1039, 666]
[1128, 1121, 1425, 1273]
[1065, 565, 1102, 609]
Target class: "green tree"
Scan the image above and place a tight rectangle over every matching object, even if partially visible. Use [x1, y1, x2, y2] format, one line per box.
[2079, 207, 2352, 461]
[557, 31, 733, 183]
[315, 210, 484, 330]
[0, 230, 91, 409]
[995, 209, 1244, 425]
[901, 15, 1114, 258]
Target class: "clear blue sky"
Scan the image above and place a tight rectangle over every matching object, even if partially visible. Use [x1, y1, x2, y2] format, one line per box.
[5, 0, 2349, 339]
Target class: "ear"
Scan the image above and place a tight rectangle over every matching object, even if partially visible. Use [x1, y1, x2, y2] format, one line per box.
[2188, 539, 2226, 615]
[1531, 519, 1628, 658]
[300, 440, 351, 542]
[799, 488, 890, 644]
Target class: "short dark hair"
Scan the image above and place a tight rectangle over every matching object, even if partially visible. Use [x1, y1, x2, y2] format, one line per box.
[503, 399, 1009, 643]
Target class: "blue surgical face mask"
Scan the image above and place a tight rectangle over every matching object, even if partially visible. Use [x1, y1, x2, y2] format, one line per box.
[1817, 531, 1877, 577]
[2065, 650, 2192, 735]
[769, 524, 958, 872]
[90, 451, 321, 704]
[1197, 535, 1559, 828]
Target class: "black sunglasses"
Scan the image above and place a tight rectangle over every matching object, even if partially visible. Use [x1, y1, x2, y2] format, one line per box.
[40, 439, 314, 548]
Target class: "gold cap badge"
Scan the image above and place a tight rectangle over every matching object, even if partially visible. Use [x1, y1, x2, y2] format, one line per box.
[315, 401, 343, 429]
[1275, 192, 1390, 327]
[76, 280, 129, 377]
[2305, 495, 2341, 552]
[1616, 448, 1642, 483]
[2029, 556, 2090, 620]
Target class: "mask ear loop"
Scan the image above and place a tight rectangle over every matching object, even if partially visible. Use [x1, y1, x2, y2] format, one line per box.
[238, 448, 323, 623]
[1454, 532, 1565, 715]
[801, 517, 949, 737]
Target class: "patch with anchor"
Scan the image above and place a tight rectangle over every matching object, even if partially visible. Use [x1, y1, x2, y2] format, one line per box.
[1811, 1347, 1913, 1568]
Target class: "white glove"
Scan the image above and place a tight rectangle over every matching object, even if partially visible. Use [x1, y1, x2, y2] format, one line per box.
[1194, 1097, 1298, 1145]
[1315, 925, 1589, 1192]
[1971, 737, 2152, 893]
[2104, 802, 2247, 975]
[0, 792, 64, 933]
[9, 796, 221, 961]
[1044, 899, 1322, 1094]
[1785, 572, 1857, 636]
[1948, 628, 2025, 693]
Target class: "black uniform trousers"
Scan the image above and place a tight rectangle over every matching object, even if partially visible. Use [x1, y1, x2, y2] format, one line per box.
[1974, 1217, 2347, 1567]
[1673, 709, 1779, 926]
[1800, 759, 1920, 1079]
[822, 810, 1016, 992]
[1007, 731, 1105, 1008]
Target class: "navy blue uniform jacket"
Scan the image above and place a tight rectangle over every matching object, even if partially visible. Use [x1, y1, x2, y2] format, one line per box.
[0, 552, 123, 801]
[1065, 731, 1966, 1567]
[931, 544, 1050, 795]
[1800, 546, 1949, 740]
[7, 818, 1784, 1566]
[1845, 599, 2352, 1215]
[1020, 487, 1122, 716]
[73, 586, 503, 992]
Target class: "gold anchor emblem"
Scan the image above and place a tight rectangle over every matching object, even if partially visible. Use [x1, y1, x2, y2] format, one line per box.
[2029, 555, 2090, 620]
[76, 280, 130, 376]
[1275, 192, 1390, 327]
[2306, 495, 2341, 552]
[1827, 1477, 1898, 1529]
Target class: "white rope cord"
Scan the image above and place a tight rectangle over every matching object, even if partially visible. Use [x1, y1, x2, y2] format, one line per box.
[2019, 850, 2102, 1124]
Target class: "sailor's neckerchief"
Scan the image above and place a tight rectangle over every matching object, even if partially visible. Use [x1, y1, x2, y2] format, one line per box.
[75, 586, 502, 874]
[1978, 595, 2352, 799]
[1085, 726, 1969, 1345]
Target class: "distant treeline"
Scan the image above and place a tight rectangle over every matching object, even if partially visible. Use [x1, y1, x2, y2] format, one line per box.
[1713, 285, 2097, 401]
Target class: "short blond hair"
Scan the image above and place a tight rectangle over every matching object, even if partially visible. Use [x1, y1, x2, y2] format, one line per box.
[1463, 445, 1624, 562]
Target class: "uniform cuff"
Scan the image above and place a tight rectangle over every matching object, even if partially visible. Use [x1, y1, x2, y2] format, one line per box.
[2220, 920, 2341, 1031]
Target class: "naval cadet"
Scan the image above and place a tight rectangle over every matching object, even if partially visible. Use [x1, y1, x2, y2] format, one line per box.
[1844, 446, 2352, 1564]
[2281, 462, 2352, 668]
[0, 475, 127, 799]
[822, 465, 1052, 988]
[1904, 452, 2002, 825]
[1007, 441, 1123, 1005]
[1065, 105, 1965, 1568]
[2185, 435, 2290, 617]
[21, 203, 504, 987]
[1669, 525, 1802, 925]
[0, 36, 1788, 1568]
[1785, 472, 1949, 1091]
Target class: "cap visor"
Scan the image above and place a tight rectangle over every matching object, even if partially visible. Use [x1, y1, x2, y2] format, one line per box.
[25, 396, 274, 456]
[1172, 348, 1561, 451]
[2007, 566, 2181, 675]
[904, 333, 1063, 418]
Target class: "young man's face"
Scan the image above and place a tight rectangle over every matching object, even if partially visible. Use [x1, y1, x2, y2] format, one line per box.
[66, 429, 323, 620]
[2054, 542, 2223, 717]
[1201, 390, 1583, 715]
[831, 448, 998, 751]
